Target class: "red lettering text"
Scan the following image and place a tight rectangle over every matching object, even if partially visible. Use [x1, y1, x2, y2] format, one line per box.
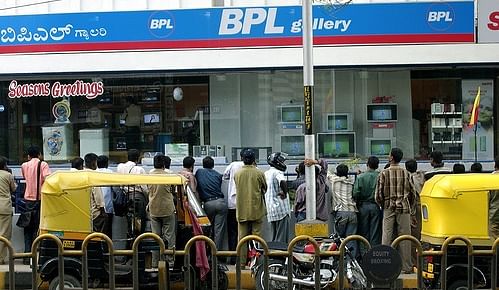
[488, 11, 499, 30]
[50, 80, 104, 99]
[8, 80, 50, 98]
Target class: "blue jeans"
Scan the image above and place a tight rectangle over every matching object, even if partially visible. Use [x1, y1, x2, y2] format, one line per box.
[333, 211, 358, 258]
[295, 211, 306, 222]
[357, 202, 382, 246]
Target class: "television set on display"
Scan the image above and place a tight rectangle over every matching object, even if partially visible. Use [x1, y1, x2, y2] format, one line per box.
[279, 105, 304, 123]
[325, 113, 353, 131]
[317, 132, 356, 158]
[281, 135, 305, 157]
[367, 138, 395, 156]
[367, 104, 398, 122]
[143, 113, 160, 125]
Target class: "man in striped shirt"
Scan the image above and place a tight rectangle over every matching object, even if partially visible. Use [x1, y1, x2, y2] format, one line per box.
[264, 152, 290, 243]
[329, 163, 358, 257]
[375, 147, 416, 274]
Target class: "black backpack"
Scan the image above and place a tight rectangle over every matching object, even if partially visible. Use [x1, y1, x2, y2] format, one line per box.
[112, 186, 128, 217]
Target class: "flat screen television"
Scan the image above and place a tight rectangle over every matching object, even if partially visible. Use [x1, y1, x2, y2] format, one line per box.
[367, 138, 395, 156]
[281, 135, 305, 157]
[325, 113, 353, 131]
[143, 112, 160, 125]
[317, 132, 356, 158]
[367, 103, 397, 122]
[279, 105, 304, 123]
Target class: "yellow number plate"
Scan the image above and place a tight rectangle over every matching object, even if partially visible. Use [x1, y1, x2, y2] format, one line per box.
[63, 240, 75, 249]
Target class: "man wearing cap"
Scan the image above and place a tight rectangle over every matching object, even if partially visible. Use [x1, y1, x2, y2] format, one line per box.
[234, 149, 267, 268]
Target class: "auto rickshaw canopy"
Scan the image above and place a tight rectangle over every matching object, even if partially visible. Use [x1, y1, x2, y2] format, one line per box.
[421, 173, 499, 245]
[40, 170, 189, 239]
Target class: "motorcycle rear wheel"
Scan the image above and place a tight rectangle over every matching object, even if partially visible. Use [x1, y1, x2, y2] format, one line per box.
[255, 259, 288, 290]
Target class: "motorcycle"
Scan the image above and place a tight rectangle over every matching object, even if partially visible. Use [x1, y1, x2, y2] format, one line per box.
[249, 233, 367, 290]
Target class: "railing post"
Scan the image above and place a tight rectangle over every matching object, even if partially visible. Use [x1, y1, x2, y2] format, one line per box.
[81, 233, 115, 290]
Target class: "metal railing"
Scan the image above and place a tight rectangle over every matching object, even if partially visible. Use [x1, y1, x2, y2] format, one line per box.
[0, 233, 498, 289]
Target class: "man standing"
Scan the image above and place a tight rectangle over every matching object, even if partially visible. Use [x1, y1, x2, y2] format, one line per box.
[21, 146, 51, 265]
[179, 156, 199, 200]
[329, 163, 358, 257]
[148, 154, 176, 268]
[117, 149, 148, 235]
[405, 158, 425, 267]
[353, 156, 381, 247]
[375, 148, 415, 274]
[195, 156, 228, 252]
[84, 153, 107, 233]
[424, 150, 451, 181]
[0, 157, 16, 265]
[97, 155, 113, 238]
[223, 150, 245, 264]
[489, 156, 499, 239]
[264, 152, 290, 243]
[295, 159, 329, 222]
[234, 149, 267, 268]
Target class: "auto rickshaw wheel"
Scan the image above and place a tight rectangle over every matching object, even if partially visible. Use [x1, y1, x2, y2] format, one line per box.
[48, 274, 81, 290]
[448, 280, 468, 290]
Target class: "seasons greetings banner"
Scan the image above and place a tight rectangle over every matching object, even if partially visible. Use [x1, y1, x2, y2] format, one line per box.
[8, 80, 104, 99]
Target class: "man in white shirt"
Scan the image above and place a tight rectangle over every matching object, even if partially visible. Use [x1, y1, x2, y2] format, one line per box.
[223, 149, 245, 265]
[117, 149, 148, 235]
[84, 153, 107, 233]
[97, 155, 113, 238]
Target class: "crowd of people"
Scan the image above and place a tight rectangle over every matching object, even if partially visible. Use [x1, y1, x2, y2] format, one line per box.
[1, 145, 497, 271]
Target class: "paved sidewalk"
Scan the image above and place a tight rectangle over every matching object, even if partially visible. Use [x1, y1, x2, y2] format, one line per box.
[0, 259, 38, 289]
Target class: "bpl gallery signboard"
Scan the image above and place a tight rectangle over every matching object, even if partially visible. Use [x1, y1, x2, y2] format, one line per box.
[0, 2, 474, 54]
[478, 0, 499, 43]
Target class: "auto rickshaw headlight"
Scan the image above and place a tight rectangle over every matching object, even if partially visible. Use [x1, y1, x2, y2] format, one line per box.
[422, 204, 428, 220]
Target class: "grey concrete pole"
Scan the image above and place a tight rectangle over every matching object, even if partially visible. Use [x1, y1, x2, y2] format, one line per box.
[302, 0, 317, 221]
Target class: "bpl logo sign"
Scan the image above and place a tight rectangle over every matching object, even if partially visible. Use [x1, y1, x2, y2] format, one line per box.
[148, 11, 175, 38]
[219, 8, 284, 35]
[427, 3, 455, 31]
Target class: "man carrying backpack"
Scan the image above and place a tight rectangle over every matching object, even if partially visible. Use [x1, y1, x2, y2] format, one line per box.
[117, 149, 148, 236]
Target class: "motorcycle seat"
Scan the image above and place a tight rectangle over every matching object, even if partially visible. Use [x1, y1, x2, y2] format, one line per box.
[267, 241, 305, 253]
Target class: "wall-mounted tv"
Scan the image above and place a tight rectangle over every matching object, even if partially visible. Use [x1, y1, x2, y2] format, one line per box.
[325, 113, 353, 131]
[317, 132, 356, 158]
[367, 103, 397, 122]
[279, 105, 304, 123]
[281, 135, 305, 157]
[143, 112, 161, 125]
[367, 138, 395, 156]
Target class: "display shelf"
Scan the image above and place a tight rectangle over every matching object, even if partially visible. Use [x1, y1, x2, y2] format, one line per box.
[432, 125, 462, 129]
[430, 102, 462, 158]
[432, 140, 463, 144]
[431, 112, 462, 116]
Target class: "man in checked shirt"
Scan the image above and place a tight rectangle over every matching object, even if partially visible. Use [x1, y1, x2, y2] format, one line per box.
[375, 147, 416, 274]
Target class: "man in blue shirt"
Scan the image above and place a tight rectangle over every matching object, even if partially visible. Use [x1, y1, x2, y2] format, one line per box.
[195, 156, 228, 252]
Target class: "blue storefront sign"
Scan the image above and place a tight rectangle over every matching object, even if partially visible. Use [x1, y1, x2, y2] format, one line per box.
[0, 1, 474, 53]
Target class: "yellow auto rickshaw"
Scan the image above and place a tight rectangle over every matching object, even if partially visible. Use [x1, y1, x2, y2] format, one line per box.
[420, 174, 498, 290]
[36, 170, 226, 290]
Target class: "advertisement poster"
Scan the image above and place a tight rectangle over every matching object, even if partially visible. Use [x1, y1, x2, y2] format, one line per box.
[477, 0, 499, 43]
[462, 80, 494, 160]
